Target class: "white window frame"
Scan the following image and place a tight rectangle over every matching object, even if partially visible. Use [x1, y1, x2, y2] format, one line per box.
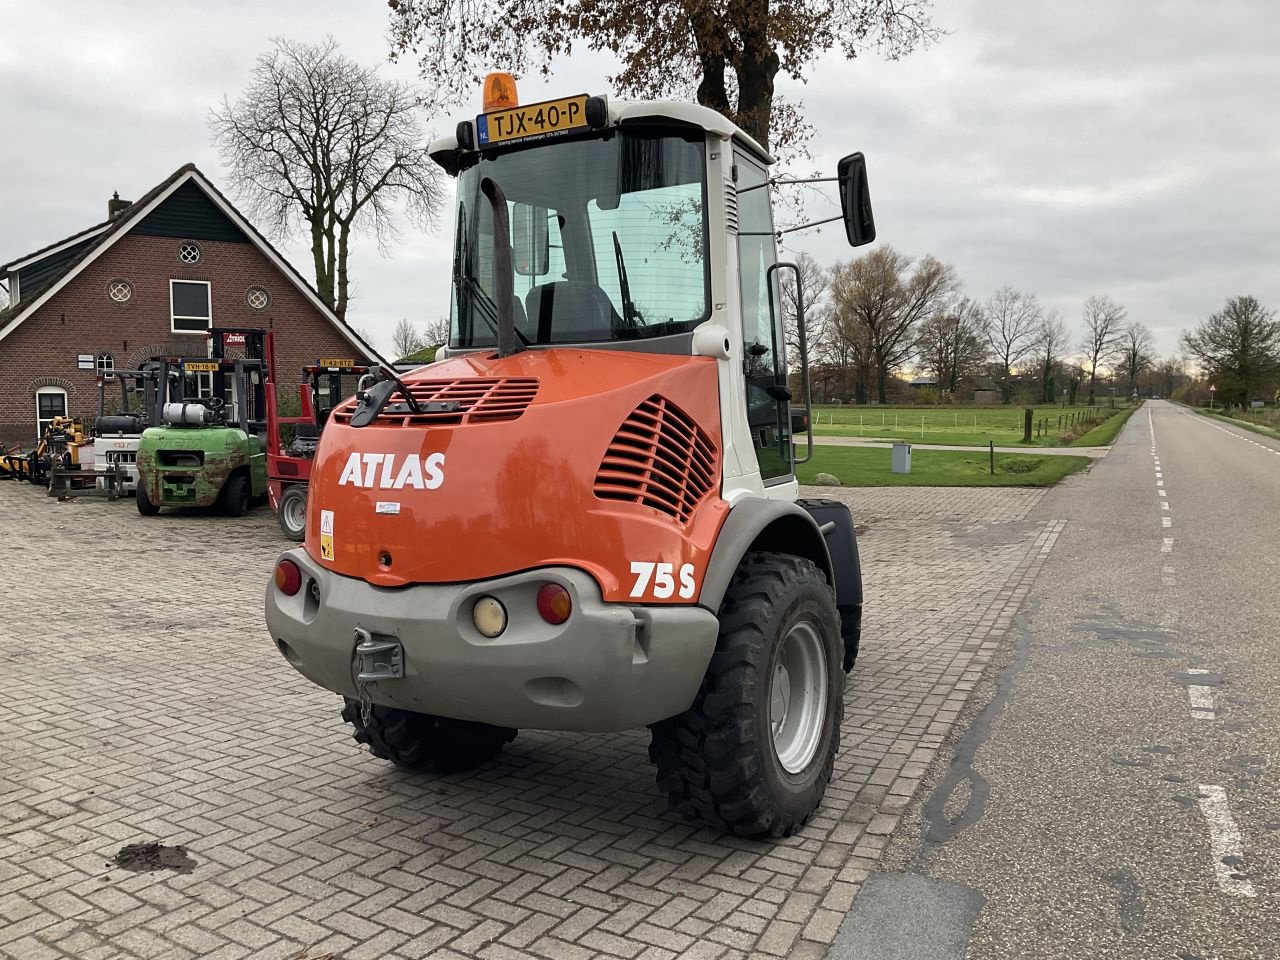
[96, 353, 115, 380]
[170, 279, 212, 334]
[35, 386, 67, 439]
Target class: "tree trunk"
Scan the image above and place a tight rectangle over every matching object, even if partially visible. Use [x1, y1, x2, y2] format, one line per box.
[693, 13, 731, 118]
[310, 217, 333, 311]
[335, 222, 351, 320]
[731, 0, 779, 151]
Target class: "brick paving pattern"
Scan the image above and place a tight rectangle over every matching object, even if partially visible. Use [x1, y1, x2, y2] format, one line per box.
[1, 480, 1055, 959]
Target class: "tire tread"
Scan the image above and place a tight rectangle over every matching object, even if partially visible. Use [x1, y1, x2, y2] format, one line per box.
[649, 552, 842, 838]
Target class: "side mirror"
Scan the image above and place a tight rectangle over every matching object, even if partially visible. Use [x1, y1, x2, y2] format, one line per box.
[511, 202, 550, 276]
[837, 153, 876, 247]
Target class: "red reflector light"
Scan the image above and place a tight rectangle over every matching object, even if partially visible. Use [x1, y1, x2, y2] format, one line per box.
[274, 559, 302, 596]
[536, 583, 572, 625]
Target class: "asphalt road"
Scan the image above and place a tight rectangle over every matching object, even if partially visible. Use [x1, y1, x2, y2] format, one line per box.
[858, 401, 1280, 959]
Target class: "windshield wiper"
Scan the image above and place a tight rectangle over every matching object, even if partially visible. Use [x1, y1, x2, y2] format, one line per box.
[612, 231, 641, 331]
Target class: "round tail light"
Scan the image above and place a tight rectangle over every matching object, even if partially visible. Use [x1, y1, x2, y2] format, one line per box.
[536, 583, 572, 625]
[472, 596, 508, 638]
[274, 559, 302, 596]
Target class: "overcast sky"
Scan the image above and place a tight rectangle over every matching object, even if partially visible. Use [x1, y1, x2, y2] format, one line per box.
[2, 1, 1277, 359]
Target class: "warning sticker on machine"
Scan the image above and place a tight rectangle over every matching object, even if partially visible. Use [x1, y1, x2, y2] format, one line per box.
[319, 509, 335, 561]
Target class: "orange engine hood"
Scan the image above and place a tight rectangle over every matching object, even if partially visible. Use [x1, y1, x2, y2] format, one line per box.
[304, 349, 729, 603]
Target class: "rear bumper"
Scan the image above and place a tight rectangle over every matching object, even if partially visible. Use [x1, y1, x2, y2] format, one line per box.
[264, 549, 719, 732]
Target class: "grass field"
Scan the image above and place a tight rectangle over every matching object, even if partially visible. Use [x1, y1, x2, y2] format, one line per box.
[795, 446, 1092, 487]
[810, 402, 1131, 447]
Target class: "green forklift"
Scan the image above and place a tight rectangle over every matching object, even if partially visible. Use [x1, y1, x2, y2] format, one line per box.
[135, 328, 269, 517]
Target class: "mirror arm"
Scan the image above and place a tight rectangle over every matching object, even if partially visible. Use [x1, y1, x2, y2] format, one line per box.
[739, 214, 845, 239]
[737, 175, 839, 195]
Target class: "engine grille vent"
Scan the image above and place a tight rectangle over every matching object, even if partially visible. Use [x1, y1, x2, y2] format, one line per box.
[724, 178, 739, 235]
[594, 396, 717, 524]
[331, 377, 538, 426]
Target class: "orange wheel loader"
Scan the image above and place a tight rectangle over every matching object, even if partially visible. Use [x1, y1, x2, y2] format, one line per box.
[266, 77, 876, 838]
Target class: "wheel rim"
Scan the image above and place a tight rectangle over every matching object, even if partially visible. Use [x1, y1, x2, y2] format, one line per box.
[283, 494, 306, 533]
[770, 619, 828, 774]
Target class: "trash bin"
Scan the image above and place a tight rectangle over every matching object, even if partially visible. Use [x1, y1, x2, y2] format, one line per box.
[891, 442, 912, 474]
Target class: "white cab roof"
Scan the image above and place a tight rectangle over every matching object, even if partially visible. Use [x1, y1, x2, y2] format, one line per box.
[429, 98, 774, 166]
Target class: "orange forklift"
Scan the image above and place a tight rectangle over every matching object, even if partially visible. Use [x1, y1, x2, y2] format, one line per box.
[264, 340, 372, 540]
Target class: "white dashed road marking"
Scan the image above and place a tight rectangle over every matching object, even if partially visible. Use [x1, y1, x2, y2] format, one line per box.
[1197, 785, 1256, 897]
[1186, 669, 1216, 719]
[1161, 501, 1170, 510]
[1197, 416, 1280, 455]
[1163, 517, 1172, 528]
[1162, 538, 1174, 553]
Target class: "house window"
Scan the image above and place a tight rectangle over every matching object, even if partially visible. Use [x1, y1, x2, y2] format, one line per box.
[246, 285, 270, 310]
[35, 386, 67, 439]
[96, 353, 114, 380]
[107, 279, 133, 303]
[178, 242, 201, 264]
[171, 279, 212, 333]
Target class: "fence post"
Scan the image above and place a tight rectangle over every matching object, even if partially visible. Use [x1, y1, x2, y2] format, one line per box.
[1023, 408, 1033, 443]
[989, 440, 995, 475]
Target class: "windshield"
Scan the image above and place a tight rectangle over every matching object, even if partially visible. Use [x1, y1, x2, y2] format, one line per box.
[450, 128, 708, 348]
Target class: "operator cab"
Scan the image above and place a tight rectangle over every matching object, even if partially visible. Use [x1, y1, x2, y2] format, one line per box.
[427, 74, 875, 498]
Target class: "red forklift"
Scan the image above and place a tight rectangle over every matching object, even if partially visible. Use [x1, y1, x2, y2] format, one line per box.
[262, 335, 372, 540]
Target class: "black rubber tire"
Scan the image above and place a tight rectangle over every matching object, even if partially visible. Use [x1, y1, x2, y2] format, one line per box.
[278, 484, 307, 541]
[222, 473, 250, 517]
[649, 552, 843, 838]
[341, 699, 516, 773]
[136, 482, 159, 516]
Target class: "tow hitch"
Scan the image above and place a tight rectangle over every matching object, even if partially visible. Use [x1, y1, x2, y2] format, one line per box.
[354, 627, 404, 682]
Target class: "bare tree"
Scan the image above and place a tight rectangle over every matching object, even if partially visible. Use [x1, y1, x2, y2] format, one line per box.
[1151, 355, 1191, 398]
[984, 286, 1042, 399]
[1181, 295, 1280, 407]
[422, 317, 452, 348]
[1033, 309, 1069, 403]
[830, 246, 958, 404]
[916, 296, 988, 394]
[1115, 321, 1156, 397]
[391, 317, 426, 358]
[210, 37, 445, 320]
[388, 1, 940, 155]
[1080, 294, 1127, 405]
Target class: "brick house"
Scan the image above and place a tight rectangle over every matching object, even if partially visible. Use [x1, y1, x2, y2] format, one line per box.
[0, 164, 385, 443]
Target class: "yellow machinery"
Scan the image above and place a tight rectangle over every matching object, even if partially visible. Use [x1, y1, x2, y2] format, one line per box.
[0, 417, 94, 487]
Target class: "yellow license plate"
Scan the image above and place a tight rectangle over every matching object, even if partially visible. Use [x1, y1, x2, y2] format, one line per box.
[185, 362, 219, 372]
[478, 95, 589, 146]
[318, 358, 355, 368]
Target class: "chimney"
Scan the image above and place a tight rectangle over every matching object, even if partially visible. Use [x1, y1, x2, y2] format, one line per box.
[108, 191, 131, 220]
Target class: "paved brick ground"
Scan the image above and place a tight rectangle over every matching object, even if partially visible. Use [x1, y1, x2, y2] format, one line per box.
[0, 479, 1059, 959]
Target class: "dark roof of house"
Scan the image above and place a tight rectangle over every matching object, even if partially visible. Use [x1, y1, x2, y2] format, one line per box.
[1, 219, 111, 272]
[0, 164, 387, 364]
